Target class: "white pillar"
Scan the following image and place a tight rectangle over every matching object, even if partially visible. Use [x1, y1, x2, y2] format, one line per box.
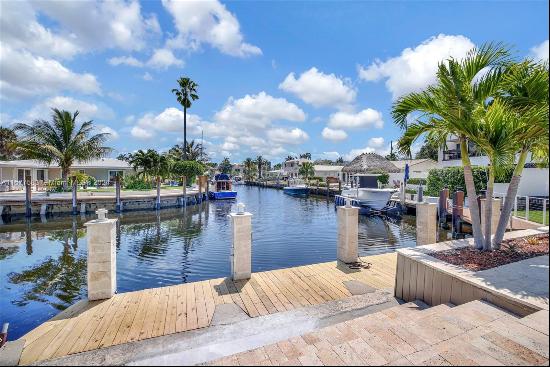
[337, 205, 359, 263]
[85, 209, 117, 301]
[400, 182, 406, 206]
[229, 203, 252, 281]
[480, 198, 501, 236]
[416, 202, 438, 246]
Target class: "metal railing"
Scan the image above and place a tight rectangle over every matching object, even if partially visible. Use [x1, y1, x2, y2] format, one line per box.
[514, 196, 548, 226]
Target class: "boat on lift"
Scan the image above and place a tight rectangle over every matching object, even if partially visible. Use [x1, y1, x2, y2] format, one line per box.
[208, 173, 238, 200]
[283, 178, 309, 197]
[336, 174, 399, 215]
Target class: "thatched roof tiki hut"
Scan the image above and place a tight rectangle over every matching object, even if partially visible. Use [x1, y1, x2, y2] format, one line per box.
[342, 153, 400, 184]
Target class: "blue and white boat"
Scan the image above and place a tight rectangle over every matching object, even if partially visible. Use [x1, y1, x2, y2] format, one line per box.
[283, 179, 309, 197]
[208, 174, 238, 200]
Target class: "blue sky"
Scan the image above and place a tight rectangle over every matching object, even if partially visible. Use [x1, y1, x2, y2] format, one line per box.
[1, 0, 548, 163]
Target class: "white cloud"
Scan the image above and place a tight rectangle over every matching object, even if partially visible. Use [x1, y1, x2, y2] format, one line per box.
[142, 72, 153, 81]
[23, 96, 115, 122]
[343, 147, 376, 161]
[321, 127, 348, 142]
[147, 48, 184, 69]
[529, 40, 549, 62]
[358, 34, 475, 99]
[0, 46, 101, 99]
[162, 0, 261, 58]
[213, 92, 306, 130]
[319, 151, 341, 160]
[97, 125, 120, 140]
[108, 56, 144, 67]
[131, 107, 202, 139]
[328, 108, 384, 129]
[267, 128, 309, 145]
[279, 67, 356, 109]
[368, 137, 385, 148]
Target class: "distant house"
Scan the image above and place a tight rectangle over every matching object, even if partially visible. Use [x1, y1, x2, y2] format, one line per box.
[313, 165, 344, 181]
[231, 163, 244, 177]
[282, 158, 311, 178]
[391, 159, 438, 179]
[342, 153, 400, 184]
[0, 158, 134, 183]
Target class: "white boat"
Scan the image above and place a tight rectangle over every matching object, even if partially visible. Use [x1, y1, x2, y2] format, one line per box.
[340, 187, 397, 210]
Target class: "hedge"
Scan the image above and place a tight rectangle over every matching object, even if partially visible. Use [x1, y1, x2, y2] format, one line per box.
[425, 166, 489, 197]
[407, 178, 427, 185]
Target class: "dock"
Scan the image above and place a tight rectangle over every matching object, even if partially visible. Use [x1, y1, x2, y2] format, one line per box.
[16, 253, 396, 365]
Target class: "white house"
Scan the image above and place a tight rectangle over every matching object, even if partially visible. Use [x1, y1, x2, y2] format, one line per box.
[313, 165, 344, 181]
[391, 159, 438, 179]
[437, 135, 549, 197]
[282, 158, 311, 178]
[0, 158, 134, 184]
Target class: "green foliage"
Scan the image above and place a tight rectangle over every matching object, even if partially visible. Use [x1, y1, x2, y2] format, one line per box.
[128, 149, 171, 179]
[376, 172, 390, 185]
[415, 140, 439, 161]
[298, 161, 315, 179]
[219, 157, 232, 174]
[0, 126, 18, 160]
[425, 166, 488, 196]
[171, 160, 205, 182]
[273, 163, 282, 170]
[68, 172, 92, 186]
[123, 174, 154, 190]
[243, 158, 256, 180]
[407, 178, 427, 185]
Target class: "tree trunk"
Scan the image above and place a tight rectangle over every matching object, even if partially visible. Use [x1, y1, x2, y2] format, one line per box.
[492, 148, 529, 249]
[484, 163, 495, 251]
[62, 168, 69, 191]
[460, 138, 484, 250]
[183, 105, 187, 160]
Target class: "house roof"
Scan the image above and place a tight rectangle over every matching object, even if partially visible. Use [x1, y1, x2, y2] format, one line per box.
[0, 158, 131, 169]
[390, 159, 437, 170]
[342, 153, 400, 173]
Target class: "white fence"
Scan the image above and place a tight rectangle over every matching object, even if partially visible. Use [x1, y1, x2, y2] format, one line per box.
[513, 196, 548, 226]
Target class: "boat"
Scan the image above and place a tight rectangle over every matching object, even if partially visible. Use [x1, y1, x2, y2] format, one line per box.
[208, 173, 238, 200]
[337, 174, 399, 214]
[283, 178, 309, 197]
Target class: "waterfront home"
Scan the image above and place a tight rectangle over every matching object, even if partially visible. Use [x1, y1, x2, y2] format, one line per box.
[313, 165, 344, 181]
[342, 153, 400, 184]
[231, 163, 244, 177]
[438, 135, 549, 196]
[282, 157, 311, 178]
[0, 158, 133, 185]
[391, 159, 438, 179]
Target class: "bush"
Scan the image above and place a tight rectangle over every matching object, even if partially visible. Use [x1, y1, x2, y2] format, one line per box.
[171, 160, 205, 184]
[426, 166, 488, 196]
[123, 174, 153, 190]
[69, 172, 91, 186]
[407, 178, 427, 185]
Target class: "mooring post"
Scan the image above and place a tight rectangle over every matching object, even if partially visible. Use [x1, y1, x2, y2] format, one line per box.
[25, 176, 32, 217]
[400, 182, 406, 207]
[439, 188, 449, 226]
[480, 198, 501, 236]
[229, 203, 252, 280]
[452, 190, 464, 237]
[337, 201, 359, 263]
[155, 176, 161, 210]
[182, 176, 187, 206]
[115, 175, 122, 213]
[85, 209, 117, 300]
[417, 185, 424, 202]
[72, 175, 78, 215]
[205, 175, 209, 201]
[416, 202, 438, 246]
[198, 176, 203, 203]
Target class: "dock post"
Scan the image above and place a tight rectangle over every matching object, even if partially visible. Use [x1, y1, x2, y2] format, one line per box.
[229, 203, 252, 280]
[417, 185, 424, 202]
[198, 176, 203, 203]
[85, 209, 117, 301]
[155, 176, 161, 210]
[182, 176, 187, 207]
[416, 202, 438, 246]
[480, 198, 501, 237]
[72, 176, 78, 215]
[337, 203, 359, 263]
[452, 190, 464, 237]
[115, 175, 122, 213]
[25, 176, 32, 217]
[439, 188, 449, 227]
[399, 182, 406, 207]
[205, 175, 209, 201]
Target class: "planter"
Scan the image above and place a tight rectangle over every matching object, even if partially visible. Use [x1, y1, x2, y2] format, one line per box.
[395, 227, 549, 316]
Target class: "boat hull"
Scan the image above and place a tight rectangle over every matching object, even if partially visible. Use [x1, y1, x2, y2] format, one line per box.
[208, 191, 238, 200]
[283, 187, 309, 197]
[338, 188, 396, 210]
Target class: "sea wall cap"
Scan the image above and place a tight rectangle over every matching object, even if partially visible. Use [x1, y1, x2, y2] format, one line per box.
[237, 203, 245, 215]
[96, 208, 108, 220]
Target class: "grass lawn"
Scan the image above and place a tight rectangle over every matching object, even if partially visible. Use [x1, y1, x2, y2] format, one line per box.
[516, 210, 549, 225]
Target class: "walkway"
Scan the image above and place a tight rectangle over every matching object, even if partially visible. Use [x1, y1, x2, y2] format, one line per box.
[17, 253, 397, 365]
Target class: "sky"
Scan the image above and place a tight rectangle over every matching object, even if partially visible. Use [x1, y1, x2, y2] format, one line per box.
[1, 0, 548, 164]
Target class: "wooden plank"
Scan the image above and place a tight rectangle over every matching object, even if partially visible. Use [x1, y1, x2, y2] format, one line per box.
[239, 279, 269, 316]
[232, 280, 262, 317]
[252, 274, 285, 313]
[208, 279, 223, 305]
[126, 288, 154, 342]
[151, 286, 170, 338]
[185, 283, 198, 330]
[409, 260, 418, 301]
[281, 268, 325, 305]
[175, 284, 188, 333]
[264, 270, 301, 310]
[423, 266, 434, 305]
[270, 269, 311, 308]
[256, 271, 293, 311]
[415, 263, 426, 301]
[139, 287, 161, 340]
[303, 265, 347, 299]
[98, 293, 133, 348]
[224, 279, 248, 314]
[19, 323, 67, 365]
[68, 298, 116, 354]
[163, 286, 179, 335]
[395, 254, 405, 299]
[248, 278, 278, 314]
[202, 280, 216, 323]
[113, 291, 145, 345]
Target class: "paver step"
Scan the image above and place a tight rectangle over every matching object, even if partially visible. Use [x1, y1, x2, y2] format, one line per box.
[517, 310, 549, 336]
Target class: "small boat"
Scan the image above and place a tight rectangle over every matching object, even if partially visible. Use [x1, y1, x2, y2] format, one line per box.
[338, 174, 399, 214]
[208, 173, 238, 200]
[283, 179, 309, 197]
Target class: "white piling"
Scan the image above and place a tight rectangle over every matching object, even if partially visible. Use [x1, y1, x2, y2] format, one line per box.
[337, 202, 359, 263]
[416, 202, 438, 246]
[229, 203, 252, 280]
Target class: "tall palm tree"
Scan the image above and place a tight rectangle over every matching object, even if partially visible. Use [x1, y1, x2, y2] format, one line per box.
[169, 140, 207, 162]
[300, 152, 311, 160]
[298, 161, 315, 183]
[129, 149, 171, 209]
[392, 43, 511, 250]
[172, 77, 199, 160]
[243, 158, 257, 181]
[492, 62, 549, 247]
[256, 155, 265, 179]
[0, 126, 18, 160]
[285, 155, 295, 161]
[14, 109, 112, 189]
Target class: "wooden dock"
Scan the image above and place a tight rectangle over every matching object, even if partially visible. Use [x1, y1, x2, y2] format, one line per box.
[17, 253, 397, 365]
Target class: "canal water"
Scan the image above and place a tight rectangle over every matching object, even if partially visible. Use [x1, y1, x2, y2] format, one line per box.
[0, 185, 444, 340]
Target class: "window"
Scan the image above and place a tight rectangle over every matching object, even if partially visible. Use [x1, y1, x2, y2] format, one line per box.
[36, 169, 45, 181]
[109, 170, 124, 181]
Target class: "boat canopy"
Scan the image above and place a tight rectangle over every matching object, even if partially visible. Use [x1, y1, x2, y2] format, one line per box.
[215, 173, 231, 181]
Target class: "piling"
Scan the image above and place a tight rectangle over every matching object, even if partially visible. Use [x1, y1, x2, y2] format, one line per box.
[72, 176, 78, 215]
[439, 188, 449, 227]
[182, 176, 187, 206]
[85, 209, 117, 301]
[337, 203, 359, 263]
[416, 202, 438, 246]
[229, 203, 252, 280]
[155, 177, 161, 210]
[115, 175, 122, 213]
[25, 176, 32, 217]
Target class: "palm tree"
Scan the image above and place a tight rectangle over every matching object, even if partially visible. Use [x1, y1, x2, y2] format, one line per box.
[299, 161, 315, 183]
[243, 158, 257, 181]
[285, 155, 295, 161]
[300, 152, 312, 160]
[392, 43, 511, 250]
[491, 62, 549, 248]
[169, 140, 207, 162]
[128, 149, 171, 208]
[14, 109, 112, 189]
[0, 126, 18, 160]
[256, 155, 265, 179]
[172, 77, 199, 160]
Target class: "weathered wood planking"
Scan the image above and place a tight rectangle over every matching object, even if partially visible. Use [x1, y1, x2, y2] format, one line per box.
[18, 253, 397, 365]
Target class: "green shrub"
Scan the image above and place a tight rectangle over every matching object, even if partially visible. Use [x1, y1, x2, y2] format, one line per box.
[425, 166, 488, 196]
[407, 178, 427, 185]
[171, 160, 205, 184]
[123, 174, 153, 190]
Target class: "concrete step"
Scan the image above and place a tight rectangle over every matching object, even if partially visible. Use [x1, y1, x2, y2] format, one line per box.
[517, 310, 549, 336]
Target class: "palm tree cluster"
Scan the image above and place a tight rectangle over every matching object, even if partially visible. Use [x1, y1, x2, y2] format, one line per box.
[14, 109, 112, 189]
[168, 140, 208, 162]
[393, 43, 548, 251]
